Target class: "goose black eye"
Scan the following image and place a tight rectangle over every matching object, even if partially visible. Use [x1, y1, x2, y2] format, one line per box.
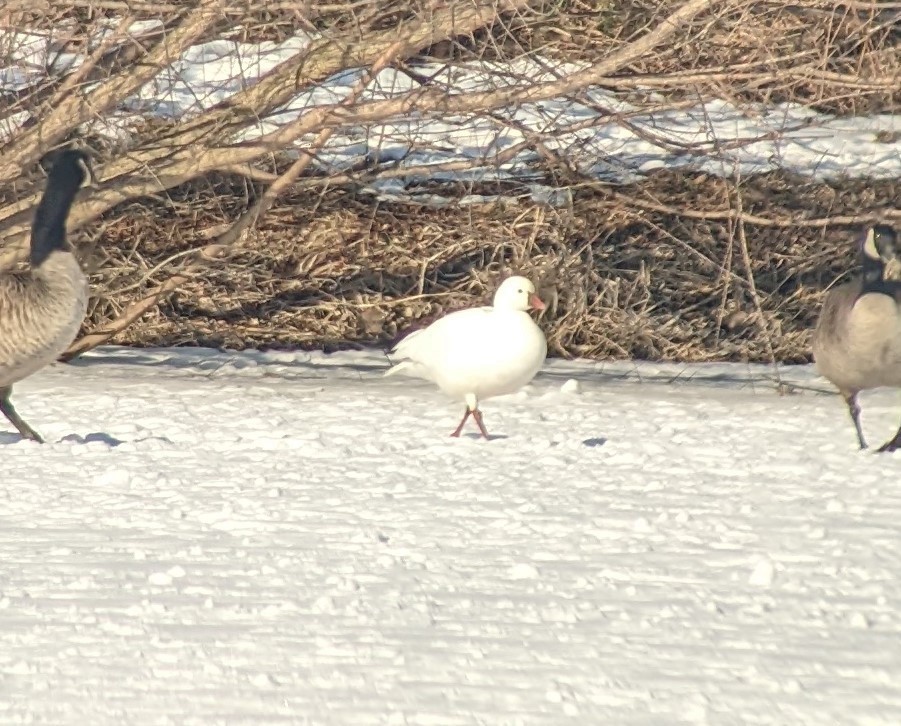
[518, 289, 523, 293]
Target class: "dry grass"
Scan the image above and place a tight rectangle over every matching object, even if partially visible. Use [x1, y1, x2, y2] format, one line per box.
[1, 0, 898, 364]
[72, 168, 899, 363]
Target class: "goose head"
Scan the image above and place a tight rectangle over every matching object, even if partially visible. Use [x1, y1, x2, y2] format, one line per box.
[493, 275, 546, 312]
[861, 225, 900, 282]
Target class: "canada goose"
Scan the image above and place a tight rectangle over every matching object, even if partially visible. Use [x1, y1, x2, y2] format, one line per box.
[812, 224, 901, 451]
[0, 149, 93, 443]
[386, 276, 547, 439]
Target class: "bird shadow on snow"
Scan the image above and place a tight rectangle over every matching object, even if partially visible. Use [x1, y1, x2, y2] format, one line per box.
[460, 433, 509, 442]
[57, 432, 125, 447]
[55, 432, 176, 448]
[0, 432, 33, 446]
[0, 431, 171, 448]
[1, 432, 124, 446]
[459, 434, 606, 445]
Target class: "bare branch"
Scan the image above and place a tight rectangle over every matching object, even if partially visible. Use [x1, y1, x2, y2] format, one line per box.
[63, 35, 413, 358]
[0, 0, 225, 181]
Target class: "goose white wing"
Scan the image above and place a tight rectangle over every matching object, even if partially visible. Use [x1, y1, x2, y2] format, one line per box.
[385, 306, 493, 381]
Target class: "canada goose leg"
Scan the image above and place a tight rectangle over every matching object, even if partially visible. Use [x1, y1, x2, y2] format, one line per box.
[0, 386, 44, 444]
[451, 408, 472, 437]
[471, 408, 490, 440]
[842, 391, 867, 450]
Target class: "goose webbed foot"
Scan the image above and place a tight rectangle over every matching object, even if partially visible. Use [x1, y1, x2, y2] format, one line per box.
[876, 429, 901, 453]
[0, 386, 44, 443]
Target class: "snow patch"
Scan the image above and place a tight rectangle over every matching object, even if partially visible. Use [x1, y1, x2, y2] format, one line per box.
[0, 28, 898, 192]
[0, 349, 900, 723]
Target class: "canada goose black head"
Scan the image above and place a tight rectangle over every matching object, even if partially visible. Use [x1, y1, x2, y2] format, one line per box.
[30, 149, 94, 268]
[860, 225, 900, 288]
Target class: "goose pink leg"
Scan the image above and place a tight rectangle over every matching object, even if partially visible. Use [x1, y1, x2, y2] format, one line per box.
[450, 407, 490, 440]
[471, 409, 490, 439]
[451, 408, 471, 437]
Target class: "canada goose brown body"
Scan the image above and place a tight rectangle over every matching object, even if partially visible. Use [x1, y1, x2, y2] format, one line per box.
[0, 150, 92, 442]
[814, 280, 901, 392]
[0, 255, 89, 384]
[812, 225, 901, 451]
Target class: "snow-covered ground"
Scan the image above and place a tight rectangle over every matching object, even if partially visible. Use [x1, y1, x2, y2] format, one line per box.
[2, 16, 900, 725]
[2, 347, 901, 725]
[1, 25, 899, 193]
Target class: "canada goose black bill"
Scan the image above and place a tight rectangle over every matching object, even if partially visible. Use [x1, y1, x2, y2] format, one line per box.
[812, 224, 901, 452]
[0, 149, 93, 443]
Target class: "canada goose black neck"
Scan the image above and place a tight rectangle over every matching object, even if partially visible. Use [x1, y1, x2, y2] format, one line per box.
[30, 150, 91, 268]
[860, 246, 885, 290]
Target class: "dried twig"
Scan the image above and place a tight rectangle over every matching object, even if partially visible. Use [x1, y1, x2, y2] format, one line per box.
[0, 0, 225, 181]
[730, 169, 785, 390]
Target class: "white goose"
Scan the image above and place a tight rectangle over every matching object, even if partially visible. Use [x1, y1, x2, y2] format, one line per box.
[386, 275, 547, 439]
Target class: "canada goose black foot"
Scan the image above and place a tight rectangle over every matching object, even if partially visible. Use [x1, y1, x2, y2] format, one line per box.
[843, 392, 868, 450]
[0, 386, 44, 443]
[876, 430, 901, 453]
